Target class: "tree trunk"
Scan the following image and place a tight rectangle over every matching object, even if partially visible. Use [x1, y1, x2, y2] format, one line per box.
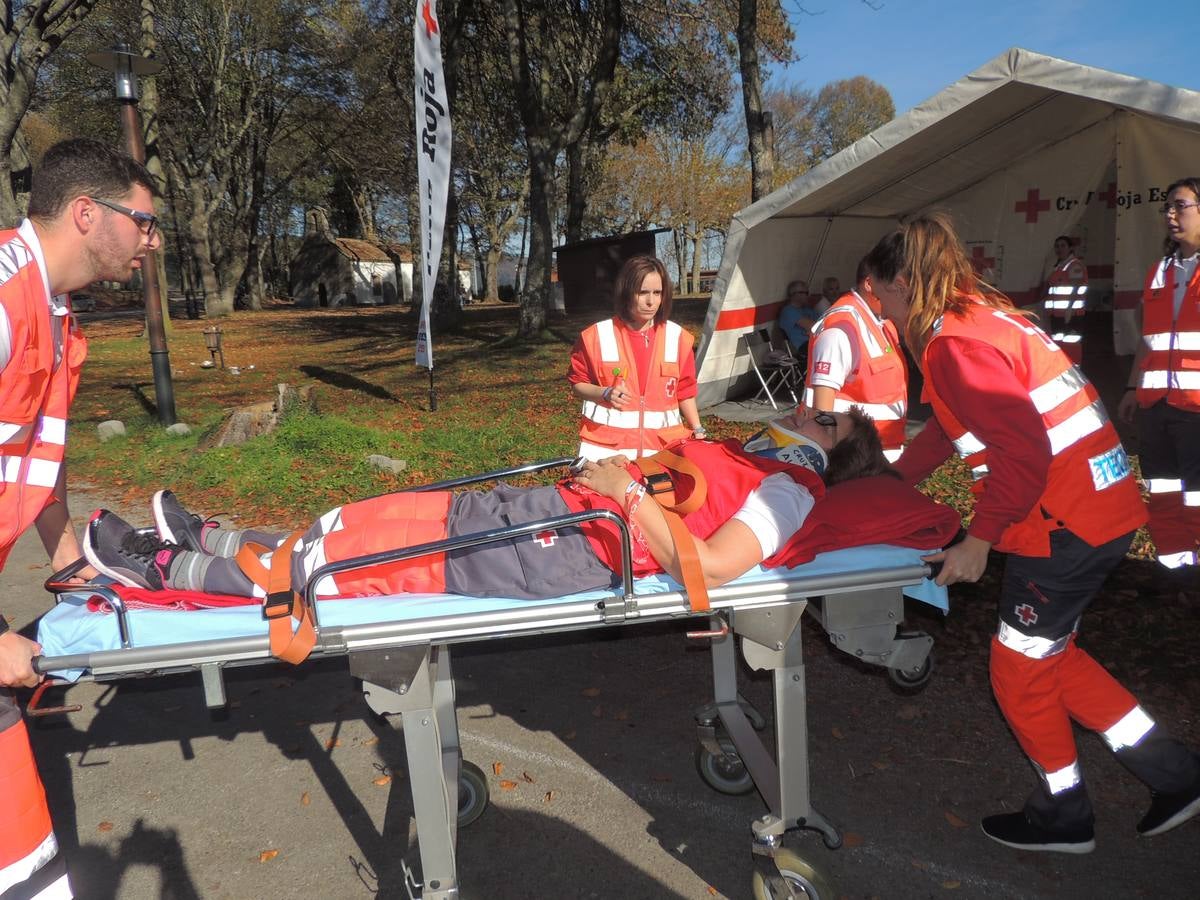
[185, 194, 229, 317]
[565, 142, 586, 244]
[672, 228, 686, 292]
[486, 245, 501, 301]
[139, 0, 172, 333]
[518, 146, 555, 337]
[738, 0, 775, 202]
[690, 228, 702, 295]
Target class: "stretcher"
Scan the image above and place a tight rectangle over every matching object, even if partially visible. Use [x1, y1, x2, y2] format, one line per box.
[31, 458, 948, 900]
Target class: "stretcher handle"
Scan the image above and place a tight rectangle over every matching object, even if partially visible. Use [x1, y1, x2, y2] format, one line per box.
[685, 619, 729, 641]
[24, 680, 81, 716]
[922, 529, 967, 584]
[399, 457, 580, 496]
[43, 557, 91, 594]
[302, 507, 637, 626]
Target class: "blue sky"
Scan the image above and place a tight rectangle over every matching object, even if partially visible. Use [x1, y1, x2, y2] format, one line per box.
[776, 1, 1175, 113]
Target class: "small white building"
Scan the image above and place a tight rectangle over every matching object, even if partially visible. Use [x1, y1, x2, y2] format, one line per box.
[290, 210, 400, 308]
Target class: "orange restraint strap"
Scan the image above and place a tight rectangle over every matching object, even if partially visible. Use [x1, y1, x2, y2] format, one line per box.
[235, 531, 316, 664]
[637, 450, 710, 613]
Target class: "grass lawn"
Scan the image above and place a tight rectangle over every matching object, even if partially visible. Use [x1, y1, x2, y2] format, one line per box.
[68, 298, 746, 527]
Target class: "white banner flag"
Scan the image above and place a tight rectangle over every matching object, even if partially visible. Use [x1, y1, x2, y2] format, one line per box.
[414, 0, 451, 369]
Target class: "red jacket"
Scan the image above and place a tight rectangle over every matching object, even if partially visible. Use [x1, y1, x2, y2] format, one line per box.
[1134, 256, 1200, 413]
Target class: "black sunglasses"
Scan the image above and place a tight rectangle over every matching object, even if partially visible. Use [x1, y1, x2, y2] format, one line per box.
[811, 411, 837, 428]
[90, 197, 157, 239]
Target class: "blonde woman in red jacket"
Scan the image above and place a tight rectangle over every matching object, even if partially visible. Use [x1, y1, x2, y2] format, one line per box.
[870, 213, 1200, 855]
[1117, 176, 1200, 570]
[568, 255, 704, 461]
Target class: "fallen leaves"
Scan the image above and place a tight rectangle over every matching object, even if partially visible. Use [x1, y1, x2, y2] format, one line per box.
[943, 810, 968, 829]
[499, 780, 518, 791]
[373, 775, 392, 786]
[97, 821, 114, 833]
[300, 792, 310, 806]
[258, 849, 279, 863]
[842, 831, 864, 848]
[492, 761, 504, 776]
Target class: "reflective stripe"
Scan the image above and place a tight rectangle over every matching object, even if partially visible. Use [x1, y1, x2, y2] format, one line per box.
[1047, 284, 1087, 296]
[1, 454, 21, 481]
[996, 620, 1072, 659]
[1147, 478, 1183, 494]
[1101, 705, 1155, 751]
[830, 396, 905, 421]
[953, 431, 986, 457]
[1139, 370, 1200, 389]
[37, 415, 66, 445]
[577, 439, 645, 462]
[581, 403, 681, 430]
[0, 832, 58, 894]
[0, 421, 31, 444]
[25, 457, 60, 488]
[814, 301, 888, 358]
[1051, 333, 1082, 343]
[31, 872, 72, 900]
[1142, 331, 1200, 352]
[595, 319, 619, 361]
[1041, 761, 1082, 795]
[1029, 367, 1088, 414]
[1046, 400, 1105, 455]
[971, 464, 989, 479]
[662, 320, 681, 365]
[883, 447, 903, 463]
[1158, 550, 1198, 568]
[316, 506, 344, 535]
[1184, 491, 1200, 507]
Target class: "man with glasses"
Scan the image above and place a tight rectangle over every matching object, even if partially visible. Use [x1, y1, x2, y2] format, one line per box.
[0, 137, 159, 900]
[773, 279, 819, 357]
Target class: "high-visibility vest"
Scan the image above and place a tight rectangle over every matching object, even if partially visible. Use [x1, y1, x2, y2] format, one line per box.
[1043, 256, 1088, 317]
[1134, 256, 1200, 414]
[923, 300, 1145, 557]
[804, 290, 908, 461]
[559, 437, 824, 576]
[576, 317, 693, 459]
[0, 228, 87, 571]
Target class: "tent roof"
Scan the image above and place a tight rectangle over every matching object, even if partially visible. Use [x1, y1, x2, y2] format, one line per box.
[740, 47, 1200, 228]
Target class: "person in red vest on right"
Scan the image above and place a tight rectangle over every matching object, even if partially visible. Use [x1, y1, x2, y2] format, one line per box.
[869, 212, 1200, 854]
[803, 255, 908, 462]
[1042, 234, 1088, 364]
[1118, 176, 1200, 570]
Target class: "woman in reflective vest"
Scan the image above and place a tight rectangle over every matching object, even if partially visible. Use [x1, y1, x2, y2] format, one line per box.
[870, 214, 1200, 855]
[1042, 235, 1088, 364]
[1118, 176, 1200, 570]
[568, 255, 703, 461]
[804, 256, 908, 461]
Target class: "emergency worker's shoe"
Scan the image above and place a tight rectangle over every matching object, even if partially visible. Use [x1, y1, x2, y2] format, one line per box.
[152, 489, 212, 553]
[84, 510, 182, 590]
[980, 811, 1095, 854]
[1137, 777, 1200, 837]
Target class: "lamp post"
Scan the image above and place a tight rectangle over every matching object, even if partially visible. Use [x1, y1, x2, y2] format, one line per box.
[86, 43, 177, 426]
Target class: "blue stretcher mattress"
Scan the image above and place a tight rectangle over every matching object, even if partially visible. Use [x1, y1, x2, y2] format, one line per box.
[37, 543, 946, 680]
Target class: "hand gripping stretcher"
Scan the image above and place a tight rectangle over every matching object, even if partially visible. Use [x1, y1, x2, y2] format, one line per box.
[31, 458, 948, 900]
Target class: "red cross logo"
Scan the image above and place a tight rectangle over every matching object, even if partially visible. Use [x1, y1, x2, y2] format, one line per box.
[533, 530, 558, 548]
[422, 0, 439, 38]
[1014, 189, 1051, 224]
[1015, 603, 1039, 626]
[665, 376, 677, 398]
[1097, 182, 1117, 209]
[969, 245, 996, 276]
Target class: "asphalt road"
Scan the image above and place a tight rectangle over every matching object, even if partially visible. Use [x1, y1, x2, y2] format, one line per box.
[2, 490, 1197, 899]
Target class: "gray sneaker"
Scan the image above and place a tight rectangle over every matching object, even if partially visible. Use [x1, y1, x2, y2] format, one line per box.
[83, 510, 181, 589]
[152, 490, 213, 553]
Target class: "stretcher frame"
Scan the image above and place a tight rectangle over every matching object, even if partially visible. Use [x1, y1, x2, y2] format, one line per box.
[34, 458, 938, 899]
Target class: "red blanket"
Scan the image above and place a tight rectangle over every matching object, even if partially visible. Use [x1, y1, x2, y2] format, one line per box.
[765, 475, 962, 569]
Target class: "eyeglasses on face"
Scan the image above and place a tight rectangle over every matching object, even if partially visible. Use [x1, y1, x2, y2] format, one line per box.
[1159, 199, 1200, 217]
[811, 411, 837, 428]
[90, 197, 157, 238]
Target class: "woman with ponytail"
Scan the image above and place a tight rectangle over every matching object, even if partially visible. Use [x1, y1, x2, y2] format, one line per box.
[868, 213, 1200, 854]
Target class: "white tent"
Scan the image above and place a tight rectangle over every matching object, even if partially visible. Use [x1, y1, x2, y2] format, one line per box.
[697, 47, 1200, 406]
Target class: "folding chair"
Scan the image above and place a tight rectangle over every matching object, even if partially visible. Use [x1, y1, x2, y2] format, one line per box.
[741, 328, 803, 410]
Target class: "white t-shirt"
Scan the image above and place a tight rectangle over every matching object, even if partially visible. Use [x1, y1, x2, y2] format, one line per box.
[731, 472, 815, 559]
[806, 323, 857, 391]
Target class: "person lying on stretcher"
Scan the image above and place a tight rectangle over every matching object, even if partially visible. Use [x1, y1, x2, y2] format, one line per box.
[81, 408, 892, 602]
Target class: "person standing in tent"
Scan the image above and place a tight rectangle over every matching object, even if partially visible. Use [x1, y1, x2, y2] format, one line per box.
[569, 255, 704, 461]
[870, 213, 1200, 854]
[803, 254, 908, 462]
[1117, 177, 1200, 570]
[1042, 235, 1089, 364]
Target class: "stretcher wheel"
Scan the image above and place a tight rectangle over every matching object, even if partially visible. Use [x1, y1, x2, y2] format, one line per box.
[457, 760, 490, 827]
[695, 742, 756, 795]
[751, 849, 832, 900]
[887, 652, 934, 694]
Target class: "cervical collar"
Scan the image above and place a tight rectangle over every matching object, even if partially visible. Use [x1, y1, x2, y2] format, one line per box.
[742, 416, 829, 477]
